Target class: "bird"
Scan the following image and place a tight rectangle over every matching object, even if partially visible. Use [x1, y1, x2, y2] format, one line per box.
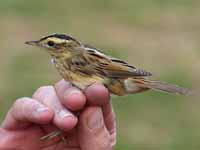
[25, 33, 191, 140]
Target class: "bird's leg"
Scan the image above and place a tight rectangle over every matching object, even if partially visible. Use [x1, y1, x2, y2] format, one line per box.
[40, 130, 64, 141]
[40, 130, 79, 148]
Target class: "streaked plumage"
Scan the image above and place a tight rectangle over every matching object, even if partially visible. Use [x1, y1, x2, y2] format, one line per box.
[25, 33, 192, 140]
[25, 33, 191, 96]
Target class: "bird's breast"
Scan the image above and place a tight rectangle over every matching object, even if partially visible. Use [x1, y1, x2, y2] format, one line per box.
[69, 73, 105, 90]
[53, 58, 105, 89]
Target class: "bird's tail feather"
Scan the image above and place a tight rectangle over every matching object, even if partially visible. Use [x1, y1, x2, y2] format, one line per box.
[130, 78, 192, 95]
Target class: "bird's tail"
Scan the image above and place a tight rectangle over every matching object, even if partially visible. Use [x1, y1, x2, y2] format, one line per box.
[125, 78, 192, 95]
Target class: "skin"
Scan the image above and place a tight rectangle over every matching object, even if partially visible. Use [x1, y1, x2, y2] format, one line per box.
[0, 80, 116, 150]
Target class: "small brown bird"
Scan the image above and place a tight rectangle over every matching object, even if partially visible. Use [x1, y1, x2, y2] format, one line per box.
[25, 34, 191, 140]
[26, 33, 190, 96]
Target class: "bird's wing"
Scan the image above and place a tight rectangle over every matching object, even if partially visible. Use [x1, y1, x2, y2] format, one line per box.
[71, 44, 152, 78]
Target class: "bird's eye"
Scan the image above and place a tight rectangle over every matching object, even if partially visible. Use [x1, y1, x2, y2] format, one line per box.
[47, 41, 55, 47]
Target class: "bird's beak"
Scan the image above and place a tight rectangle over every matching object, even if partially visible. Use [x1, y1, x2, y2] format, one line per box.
[25, 40, 40, 46]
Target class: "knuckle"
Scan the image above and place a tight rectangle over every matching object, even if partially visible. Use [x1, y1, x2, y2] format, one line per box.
[54, 79, 71, 87]
[33, 86, 53, 98]
[13, 97, 33, 113]
[14, 98, 41, 115]
[36, 86, 53, 93]
[15, 97, 30, 106]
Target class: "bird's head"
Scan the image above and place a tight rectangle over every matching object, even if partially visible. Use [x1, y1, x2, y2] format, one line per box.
[25, 34, 81, 56]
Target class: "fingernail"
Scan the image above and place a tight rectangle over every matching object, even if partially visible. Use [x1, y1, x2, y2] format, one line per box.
[33, 106, 49, 116]
[58, 110, 73, 119]
[87, 108, 103, 129]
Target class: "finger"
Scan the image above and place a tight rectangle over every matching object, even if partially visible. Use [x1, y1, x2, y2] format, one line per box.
[33, 86, 78, 131]
[84, 83, 116, 144]
[84, 83, 110, 106]
[102, 101, 116, 146]
[54, 79, 86, 111]
[78, 107, 112, 150]
[2, 97, 53, 130]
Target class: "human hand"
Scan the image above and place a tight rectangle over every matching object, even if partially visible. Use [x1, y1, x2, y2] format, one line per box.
[0, 80, 116, 150]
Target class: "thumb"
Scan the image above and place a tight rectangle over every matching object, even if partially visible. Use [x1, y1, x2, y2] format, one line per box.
[78, 107, 112, 150]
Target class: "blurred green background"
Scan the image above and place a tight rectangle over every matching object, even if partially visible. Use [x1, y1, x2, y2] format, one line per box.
[0, 0, 200, 149]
